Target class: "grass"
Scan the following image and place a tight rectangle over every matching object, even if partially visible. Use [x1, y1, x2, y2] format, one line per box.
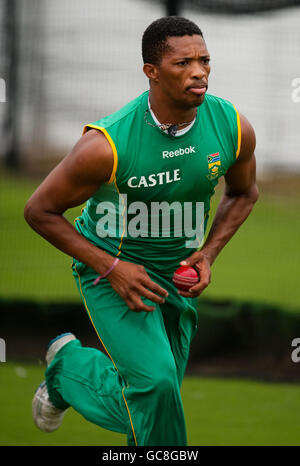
[0, 362, 299, 446]
[1, 170, 82, 302]
[205, 187, 300, 310]
[1, 169, 300, 310]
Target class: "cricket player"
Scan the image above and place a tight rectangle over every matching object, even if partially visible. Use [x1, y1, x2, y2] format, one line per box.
[24, 16, 259, 446]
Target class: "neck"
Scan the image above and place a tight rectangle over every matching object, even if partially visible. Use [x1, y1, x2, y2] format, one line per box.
[148, 88, 197, 127]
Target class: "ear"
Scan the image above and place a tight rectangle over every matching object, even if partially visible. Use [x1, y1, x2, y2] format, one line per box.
[143, 63, 160, 83]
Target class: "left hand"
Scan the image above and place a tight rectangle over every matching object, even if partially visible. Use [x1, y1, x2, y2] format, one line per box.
[177, 251, 211, 298]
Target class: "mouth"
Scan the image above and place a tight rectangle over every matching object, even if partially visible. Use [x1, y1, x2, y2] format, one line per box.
[186, 84, 208, 96]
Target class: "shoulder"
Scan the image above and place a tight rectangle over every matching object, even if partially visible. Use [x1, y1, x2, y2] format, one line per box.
[205, 95, 256, 147]
[205, 94, 256, 159]
[80, 91, 149, 183]
[203, 93, 239, 131]
[237, 112, 256, 162]
[64, 129, 114, 185]
[83, 91, 148, 134]
[204, 93, 235, 111]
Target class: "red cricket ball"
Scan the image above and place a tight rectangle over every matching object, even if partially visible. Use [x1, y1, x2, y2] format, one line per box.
[172, 265, 200, 292]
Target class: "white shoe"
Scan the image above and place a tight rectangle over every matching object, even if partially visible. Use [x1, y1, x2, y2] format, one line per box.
[32, 332, 76, 432]
[45, 332, 76, 366]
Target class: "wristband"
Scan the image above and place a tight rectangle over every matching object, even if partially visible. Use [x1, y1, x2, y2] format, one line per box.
[93, 258, 119, 286]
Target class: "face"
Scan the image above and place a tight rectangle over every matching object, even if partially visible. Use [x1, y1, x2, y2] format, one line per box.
[145, 35, 211, 109]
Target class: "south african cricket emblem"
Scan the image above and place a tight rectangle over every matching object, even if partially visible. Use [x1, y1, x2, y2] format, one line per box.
[206, 152, 223, 180]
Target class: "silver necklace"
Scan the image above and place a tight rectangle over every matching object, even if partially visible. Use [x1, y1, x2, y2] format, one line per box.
[144, 108, 197, 137]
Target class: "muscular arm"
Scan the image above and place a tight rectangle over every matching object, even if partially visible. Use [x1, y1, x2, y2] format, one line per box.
[179, 112, 259, 296]
[201, 112, 259, 264]
[24, 129, 115, 275]
[24, 129, 168, 311]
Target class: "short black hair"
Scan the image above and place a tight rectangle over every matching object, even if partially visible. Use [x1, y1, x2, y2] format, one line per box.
[142, 16, 203, 65]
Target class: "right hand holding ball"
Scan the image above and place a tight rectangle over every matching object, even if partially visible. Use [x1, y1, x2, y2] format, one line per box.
[172, 265, 200, 292]
[172, 251, 212, 297]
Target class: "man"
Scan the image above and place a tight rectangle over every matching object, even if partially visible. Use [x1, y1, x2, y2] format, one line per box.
[24, 16, 258, 446]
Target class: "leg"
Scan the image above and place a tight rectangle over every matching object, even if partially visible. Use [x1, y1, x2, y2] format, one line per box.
[141, 267, 199, 387]
[45, 339, 129, 435]
[45, 260, 187, 446]
[161, 295, 198, 387]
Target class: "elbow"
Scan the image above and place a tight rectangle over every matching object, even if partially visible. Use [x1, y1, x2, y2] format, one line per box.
[24, 199, 34, 226]
[24, 197, 59, 233]
[227, 183, 259, 205]
[24, 198, 41, 229]
[250, 183, 259, 205]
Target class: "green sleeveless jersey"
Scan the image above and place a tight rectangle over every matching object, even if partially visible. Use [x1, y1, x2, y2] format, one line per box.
[75, 91, 241, 274]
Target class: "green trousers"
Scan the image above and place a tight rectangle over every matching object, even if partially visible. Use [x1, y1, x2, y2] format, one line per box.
[45, 258, 198, 446]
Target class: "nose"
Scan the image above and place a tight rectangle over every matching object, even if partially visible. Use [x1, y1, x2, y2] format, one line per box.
[191, 62, 207, 80]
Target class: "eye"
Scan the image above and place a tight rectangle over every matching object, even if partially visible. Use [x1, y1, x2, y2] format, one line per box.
[202, 58, 211, 65]
[176, 60, 189, 66]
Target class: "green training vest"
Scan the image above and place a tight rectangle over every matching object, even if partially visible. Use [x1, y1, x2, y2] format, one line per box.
[75, 90, 241, 274]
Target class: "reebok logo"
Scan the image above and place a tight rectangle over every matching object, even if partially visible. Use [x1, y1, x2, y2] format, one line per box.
[162, 146, 196, 159]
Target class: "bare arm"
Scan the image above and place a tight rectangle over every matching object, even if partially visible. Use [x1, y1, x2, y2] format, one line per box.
[179, 112, 259, 296]
[24, 129, 168, 311]
[200, 113, 259, 264]
[24, 129, 115, 274]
